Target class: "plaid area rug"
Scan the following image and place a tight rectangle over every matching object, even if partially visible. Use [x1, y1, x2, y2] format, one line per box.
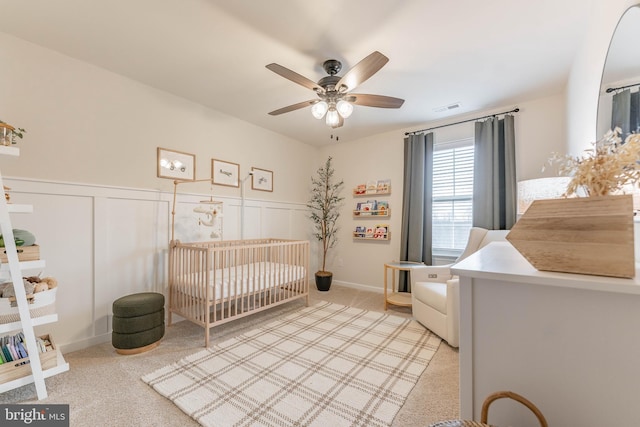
[142, 302, 441, 427]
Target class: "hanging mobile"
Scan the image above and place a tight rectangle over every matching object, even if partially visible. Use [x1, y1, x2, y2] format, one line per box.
[193, 181, 223, 238]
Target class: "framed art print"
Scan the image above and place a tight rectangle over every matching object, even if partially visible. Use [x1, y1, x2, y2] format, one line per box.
[212, 158, 240, 187]
[157, 147, 195, 181]
[251, 167, 273, 192]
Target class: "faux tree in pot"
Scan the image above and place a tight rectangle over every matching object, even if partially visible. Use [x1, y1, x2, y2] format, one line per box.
[307, 156, 344, 291]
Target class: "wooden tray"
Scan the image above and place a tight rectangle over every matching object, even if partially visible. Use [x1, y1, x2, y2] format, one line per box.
[0, 244, 39, 263]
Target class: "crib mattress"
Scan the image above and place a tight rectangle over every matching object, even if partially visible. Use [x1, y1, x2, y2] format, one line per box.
[176, 261, 306, 302]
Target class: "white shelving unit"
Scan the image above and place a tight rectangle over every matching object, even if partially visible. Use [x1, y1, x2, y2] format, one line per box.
[0, 145, 68, 399]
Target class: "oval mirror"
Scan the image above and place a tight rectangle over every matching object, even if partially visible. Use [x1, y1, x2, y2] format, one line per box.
[596, 4, 640, 140]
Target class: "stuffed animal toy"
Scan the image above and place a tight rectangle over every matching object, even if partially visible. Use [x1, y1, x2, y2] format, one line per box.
[0, 275, 57, 298]
[1, 279, 35, 298]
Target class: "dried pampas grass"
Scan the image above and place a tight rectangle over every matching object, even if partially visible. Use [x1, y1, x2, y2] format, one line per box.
[547, 128, 640, 197]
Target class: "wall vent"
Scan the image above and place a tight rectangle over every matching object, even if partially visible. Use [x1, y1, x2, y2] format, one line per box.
[433, 102, 462, 113]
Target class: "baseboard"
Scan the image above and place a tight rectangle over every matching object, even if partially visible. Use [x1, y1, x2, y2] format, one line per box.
[59, 332, 112, 354]
[331, 280, 383, 293]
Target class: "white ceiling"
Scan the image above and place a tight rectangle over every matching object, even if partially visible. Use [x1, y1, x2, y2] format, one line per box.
[0, 0, 591, 146]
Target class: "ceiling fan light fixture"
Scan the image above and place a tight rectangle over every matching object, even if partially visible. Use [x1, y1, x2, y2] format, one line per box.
[325, 108, 340, 127]
[311, 101, 328, 119]
[336, 99, 353, 118]
[266, 51, 404, 129]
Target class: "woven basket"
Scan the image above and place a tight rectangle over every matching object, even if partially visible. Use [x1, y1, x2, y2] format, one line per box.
[0, 287, 57, 323]
[430, 421, 490, 427]
[429, 391, 547, 427]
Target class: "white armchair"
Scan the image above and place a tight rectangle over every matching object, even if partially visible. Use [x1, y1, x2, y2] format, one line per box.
[410, 227, 509, 347]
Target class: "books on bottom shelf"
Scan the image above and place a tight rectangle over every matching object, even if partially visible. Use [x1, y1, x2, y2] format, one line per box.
[0, 332, 53, 364]
[0, 332, 58, 383]
[354, 224, 389, 240]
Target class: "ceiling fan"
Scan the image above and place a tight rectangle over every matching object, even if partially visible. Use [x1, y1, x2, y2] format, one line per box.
[266, 51, 404, 128]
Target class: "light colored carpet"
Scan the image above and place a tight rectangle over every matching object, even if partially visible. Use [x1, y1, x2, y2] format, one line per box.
[0, 285, 460, 426]
[143, 302, 441, 427]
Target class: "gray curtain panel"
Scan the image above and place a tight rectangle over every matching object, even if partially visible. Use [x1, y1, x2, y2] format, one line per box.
[612, 89, 640, 140]
[612, 89, 631, 138]
[399, 132, 433, 292]
[633, 91, 640, 136]
[472, 115, 516, 230]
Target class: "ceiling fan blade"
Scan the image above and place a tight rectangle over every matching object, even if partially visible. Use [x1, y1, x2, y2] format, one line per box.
[266, 63, 323, 93]
[268, 100, 317, 116]
[336, 51, 389, 92]
[348, 94, 405, 108]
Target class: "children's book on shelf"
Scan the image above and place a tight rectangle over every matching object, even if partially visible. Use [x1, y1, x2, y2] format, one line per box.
[360, 202, 373, 215]
[365, 180, 378, 194]
[365, 226, 375, 235]
[373, 224, 389, 239]
[376, 179, 391, 193]
[0, 332, 51, 364]
[376, 200, 389, 215]
[355, 184, 367, 195]
[354, 226, 366, 237]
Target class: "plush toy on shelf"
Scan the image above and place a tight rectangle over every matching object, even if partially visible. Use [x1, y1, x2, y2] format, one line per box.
[0, 276, 58, 299]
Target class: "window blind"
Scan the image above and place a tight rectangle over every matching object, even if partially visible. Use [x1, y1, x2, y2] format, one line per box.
[432, 139, 474, 257]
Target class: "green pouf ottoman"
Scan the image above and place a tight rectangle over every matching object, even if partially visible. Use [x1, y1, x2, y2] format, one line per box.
[112, 292, 165, 355]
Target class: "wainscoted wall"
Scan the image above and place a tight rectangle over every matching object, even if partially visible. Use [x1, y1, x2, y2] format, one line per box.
[3, 177, 309, 353]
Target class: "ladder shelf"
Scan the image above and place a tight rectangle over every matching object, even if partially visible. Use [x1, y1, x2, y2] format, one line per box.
[0, 147, 68, 399]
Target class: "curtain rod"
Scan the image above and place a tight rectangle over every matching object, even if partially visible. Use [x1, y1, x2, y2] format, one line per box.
[606, 82, 640, 93]
[404, 107, 520, 136]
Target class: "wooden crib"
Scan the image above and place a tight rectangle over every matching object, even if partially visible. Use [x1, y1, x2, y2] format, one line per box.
[168, 238, 309, 346]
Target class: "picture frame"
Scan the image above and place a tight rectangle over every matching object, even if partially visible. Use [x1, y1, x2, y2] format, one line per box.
[251, 167, 273, 192]
[212, 158, 240, 187]
[157, 147, 196, 181]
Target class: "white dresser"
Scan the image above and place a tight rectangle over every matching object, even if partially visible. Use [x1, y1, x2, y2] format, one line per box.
[452, 241, 640, 427]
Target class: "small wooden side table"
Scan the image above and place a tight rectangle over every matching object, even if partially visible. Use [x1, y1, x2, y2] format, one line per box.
[384, 261, 423, 310]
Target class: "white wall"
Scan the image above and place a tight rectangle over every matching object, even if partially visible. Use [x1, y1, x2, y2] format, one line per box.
[0, 32, 317, 203]
[514, 95, 567, 179]
[319, 94, 567, 291]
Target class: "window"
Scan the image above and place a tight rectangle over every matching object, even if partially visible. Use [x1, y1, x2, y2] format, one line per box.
[432, 138, 474, 260]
